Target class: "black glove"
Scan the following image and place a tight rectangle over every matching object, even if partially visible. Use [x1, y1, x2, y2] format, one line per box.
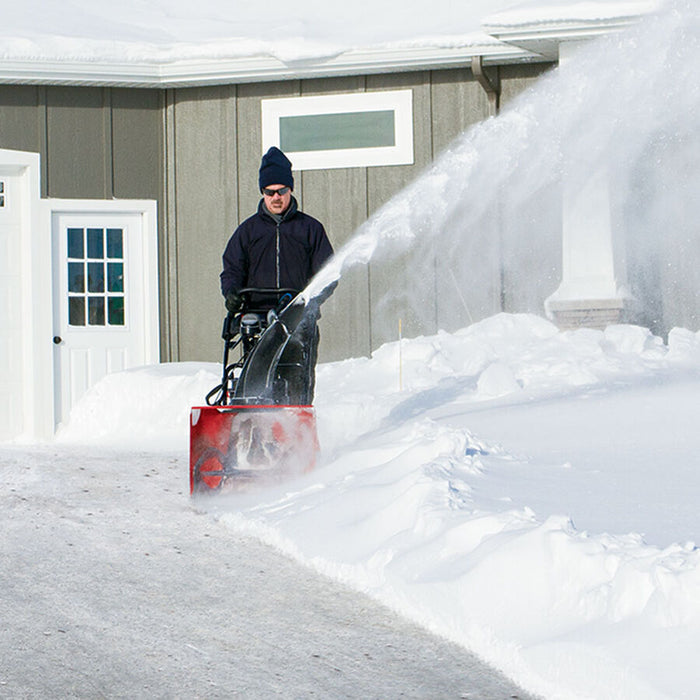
[225, 291, 242, 315]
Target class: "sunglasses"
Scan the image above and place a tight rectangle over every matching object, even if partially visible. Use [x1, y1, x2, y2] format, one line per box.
[261, 186, 291, 197]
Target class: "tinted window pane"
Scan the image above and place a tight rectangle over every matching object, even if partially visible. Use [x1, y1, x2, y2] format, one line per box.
[87, 228, 104, 259]
[67, 228, 84, 258]
[88, 262, 104, 293]
[108, 297, 125, 326]
[107, 262, 124, 292]
[107, 229, 123, 258]
[280, 110, 396, 152]
[69, 297, 85, 326]
[68, 262, 85, 293]
[88, 297, 105, 325]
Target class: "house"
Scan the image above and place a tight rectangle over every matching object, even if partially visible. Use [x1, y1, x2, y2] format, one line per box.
[0, 1, 666, 439]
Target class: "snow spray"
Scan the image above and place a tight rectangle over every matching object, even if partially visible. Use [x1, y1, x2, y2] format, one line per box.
[305, 0, 700, 342]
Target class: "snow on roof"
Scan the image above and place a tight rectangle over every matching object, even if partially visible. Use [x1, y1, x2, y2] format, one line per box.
[483, 0, 658, 28]
[0, 0, 657, 86]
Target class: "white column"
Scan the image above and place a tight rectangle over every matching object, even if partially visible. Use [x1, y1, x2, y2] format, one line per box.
[545, 41, 628, 328]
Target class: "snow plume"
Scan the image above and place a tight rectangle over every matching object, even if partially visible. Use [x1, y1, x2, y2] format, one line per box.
[307, 0, 700, 340]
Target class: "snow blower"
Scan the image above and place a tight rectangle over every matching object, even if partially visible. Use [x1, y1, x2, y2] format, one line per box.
[190, 288, 320, 494]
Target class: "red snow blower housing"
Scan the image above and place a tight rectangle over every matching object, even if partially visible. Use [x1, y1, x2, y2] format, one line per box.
[190, 288, 320, 494]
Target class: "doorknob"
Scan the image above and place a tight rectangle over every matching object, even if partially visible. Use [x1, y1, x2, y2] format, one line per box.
[53, 336, 62, 344]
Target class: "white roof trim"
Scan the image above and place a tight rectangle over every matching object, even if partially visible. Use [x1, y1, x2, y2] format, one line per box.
[0, 43, 539, 88]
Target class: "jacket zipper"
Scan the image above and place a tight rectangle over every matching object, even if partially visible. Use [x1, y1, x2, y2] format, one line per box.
[275, 221, 280, 287]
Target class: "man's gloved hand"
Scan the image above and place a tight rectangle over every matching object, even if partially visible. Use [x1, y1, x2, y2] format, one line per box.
[225, 291, 243, 315]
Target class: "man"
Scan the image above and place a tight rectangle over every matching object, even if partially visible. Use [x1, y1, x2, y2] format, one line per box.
[220, 146, 334, 403]
[221, 146, 333, 312]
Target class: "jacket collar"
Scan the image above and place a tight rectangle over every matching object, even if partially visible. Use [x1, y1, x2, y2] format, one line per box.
[259, 195, 298, 224]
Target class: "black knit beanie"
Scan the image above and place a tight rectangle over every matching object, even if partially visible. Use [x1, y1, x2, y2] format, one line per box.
[259, 147, 294, 190]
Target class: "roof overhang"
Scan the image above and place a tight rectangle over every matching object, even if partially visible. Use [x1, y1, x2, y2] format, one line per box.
[0, 4, 654, 88]
[483, 2, 656, 60]
[0, 41, 541, 88]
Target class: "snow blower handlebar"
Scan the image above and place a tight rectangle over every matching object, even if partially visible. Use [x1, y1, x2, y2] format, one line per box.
[206, 288, 300, 406]
[222, 287, 298, 340]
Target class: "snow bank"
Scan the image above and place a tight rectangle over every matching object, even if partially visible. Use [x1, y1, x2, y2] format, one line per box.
[54, 361, 219, 451]
[313, 314, 674, 452]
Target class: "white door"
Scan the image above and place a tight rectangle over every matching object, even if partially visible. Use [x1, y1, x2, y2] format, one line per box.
[52, 211, 156, 427]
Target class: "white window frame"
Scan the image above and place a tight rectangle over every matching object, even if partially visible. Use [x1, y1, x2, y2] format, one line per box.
[261, 90, 414, 171]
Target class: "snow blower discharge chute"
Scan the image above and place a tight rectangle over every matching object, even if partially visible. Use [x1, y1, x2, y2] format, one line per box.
[190, 288, 320, 493]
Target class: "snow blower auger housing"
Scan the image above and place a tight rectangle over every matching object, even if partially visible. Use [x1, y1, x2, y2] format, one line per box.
[190, 288, 320, 494]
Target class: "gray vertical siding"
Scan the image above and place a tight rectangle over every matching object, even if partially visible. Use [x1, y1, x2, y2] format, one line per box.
[0, 86, 47, 195]
[11, 59, 691, 372]
[111, 89, 163, 201]
[45, 87, 112, 198]
[0, 85, 169, 355]
[167, 85, 239, 362]
[299, 76, 370, 361]
[0, 86, 44, 154]
[0, 69, 561, 368]
[364, 72, 436, 350]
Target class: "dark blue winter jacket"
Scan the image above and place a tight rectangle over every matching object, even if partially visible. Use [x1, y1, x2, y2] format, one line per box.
[220, 197, 333, 303]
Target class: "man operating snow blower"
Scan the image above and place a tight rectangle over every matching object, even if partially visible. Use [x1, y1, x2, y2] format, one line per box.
[221, 146, 334, 402]
[189, 147, 334, 494]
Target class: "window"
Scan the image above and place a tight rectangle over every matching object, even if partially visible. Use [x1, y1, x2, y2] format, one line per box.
[261, 90, 414, 171]
[66, 227, 125, 327]
[0, 181, 5, 208]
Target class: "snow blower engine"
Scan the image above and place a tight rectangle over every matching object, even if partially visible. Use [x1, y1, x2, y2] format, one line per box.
[190, 288, 319, 493]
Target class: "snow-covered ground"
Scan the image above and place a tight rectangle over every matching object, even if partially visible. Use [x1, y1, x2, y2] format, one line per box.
[45, 313, 700, 699]
[1, 427, 530, 699]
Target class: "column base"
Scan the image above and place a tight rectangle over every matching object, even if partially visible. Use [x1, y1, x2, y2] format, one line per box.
[546, 298, 627, 331]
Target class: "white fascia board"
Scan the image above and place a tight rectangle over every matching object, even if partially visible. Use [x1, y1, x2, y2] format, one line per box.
[0, 43, 539, 89]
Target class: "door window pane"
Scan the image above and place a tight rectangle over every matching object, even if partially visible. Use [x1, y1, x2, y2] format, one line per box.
[68, 262, 85, 293]
[69, 297, 85, 326]
[87, 262, 104, 293]
[88, 297, 105, 325]
[107, 263, 124, 293]
[107, 228, 123, 258]
[108, 297, 125, 326]
[68, 228, 84, 258]
[87, 228, 104, 259]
